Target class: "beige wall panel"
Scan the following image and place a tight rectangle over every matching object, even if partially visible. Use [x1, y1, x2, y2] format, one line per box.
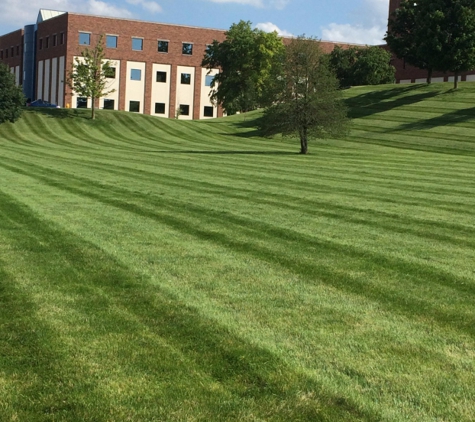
[37, 60, 44, 100]
[125, 61, 146, 114]
[151, 63, 171, 118]
[51, 58, 58, 105]
[58, 56, 65, 107]
[100, 59, 120, 110]
[176, 65, 194, 120]
[44, 59, 50, 102]
[200, 68, 218, 119]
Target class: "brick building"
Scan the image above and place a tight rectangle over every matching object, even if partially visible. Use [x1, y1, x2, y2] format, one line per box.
[388, 0, 475, 83]
[0, 9, 361, 119]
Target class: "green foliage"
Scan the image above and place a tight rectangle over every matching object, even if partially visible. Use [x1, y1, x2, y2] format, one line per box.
[0, 62, 25, 124]
[261, 36, 349, 154]
[67, 34, 116, 119]
[1, 84, 475, 420]
[202, 20, 285, 115]
[386, 0, 475, 88]
[329, 45, 395, 87]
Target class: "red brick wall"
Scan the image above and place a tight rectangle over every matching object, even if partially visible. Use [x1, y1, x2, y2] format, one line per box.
[387, 0, 475, 82]
[36, 14, 69, 102]
[0, 29, 24, 83]
[62, 13, 227, 117]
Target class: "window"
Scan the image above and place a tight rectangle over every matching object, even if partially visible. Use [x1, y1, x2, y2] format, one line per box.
[181, 73, 191, 85]
[155, 103, 166, 114]
[182, 43, 193, 55]
[203, 106, 214, 117]
[205, 75, 214, 87]
[60, 32, 65, 45]
[0, 50, 3, 60]
[5, 48, 8, 58]
[158, 40, 168, 53]
[103, 99, 115, 110]
[11, 47, 14, 57]
[132, 37, 143, 51]
[77, 97, 88, 108]
[16, 45, 20, 55]
[129, 101, 140, 112]
[106, 67, 116, 79]
[45, 37, 49, 49]
[179, 104, 190, 116]
[106, 35, 118, 48]
[79, 32, 91, 45]
[52, 34, 57, 47]
[156, 71, 167, 83]
[130, 69, 141, 81]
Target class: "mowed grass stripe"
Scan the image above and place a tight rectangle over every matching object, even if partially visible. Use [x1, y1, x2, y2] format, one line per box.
[0, 82, 474, 421]
[0, 189, 376, 422]
[1, 157, 474, 338]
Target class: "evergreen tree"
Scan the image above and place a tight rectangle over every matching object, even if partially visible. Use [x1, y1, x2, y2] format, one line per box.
[0, 62, 25, 124]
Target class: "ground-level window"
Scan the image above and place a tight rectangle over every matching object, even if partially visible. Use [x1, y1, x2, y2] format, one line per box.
[156, 71, 167, 83]
[79, 32, 91, 45]
[103, 99, 115, 110]
[203, 106, 214, 117]
[129, 101, 140, 112]
[155, 103, 166, 114]
[130, 69, 141, 81]
[179, 104, 190, 116]
[181, 73, 191, 85]
[77, 97, 88, 108]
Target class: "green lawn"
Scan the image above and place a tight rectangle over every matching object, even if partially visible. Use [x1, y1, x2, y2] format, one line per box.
[0, 82, 474, 421]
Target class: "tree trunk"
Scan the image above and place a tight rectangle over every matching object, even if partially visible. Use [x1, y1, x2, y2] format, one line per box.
[453, 72, 459, 90]
[426, 68, 433, 84]
[91, 95, 96, 120]
[300, 126, 308, 154]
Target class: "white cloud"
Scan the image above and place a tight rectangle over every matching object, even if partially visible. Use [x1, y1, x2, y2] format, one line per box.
[321, 0, 389, 45]
[126, 0, 162, 14]
[205, 0, 289, 9]
[255, 22, 293, 37]
[0, 0, 133, 30]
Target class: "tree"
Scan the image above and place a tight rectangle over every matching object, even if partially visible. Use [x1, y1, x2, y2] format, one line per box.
[385, 0, 475, 88]
[260, 37, 350, 154]
[0, 62, 25, 124]
[329, 46, 395, 87]
[202, 20, 285, 115]
[67, 35, 115, 119]
[431, 0, 475, 89]
[385, 0, 438, 84]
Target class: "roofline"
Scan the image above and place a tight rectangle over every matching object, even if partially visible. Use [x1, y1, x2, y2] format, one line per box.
[67, 11, 227, 33]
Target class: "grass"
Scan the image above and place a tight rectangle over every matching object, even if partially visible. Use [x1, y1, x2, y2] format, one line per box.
[0, 82, 474, 421]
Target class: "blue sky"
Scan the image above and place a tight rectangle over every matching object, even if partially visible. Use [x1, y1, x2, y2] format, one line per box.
[0, 0, 390, 45]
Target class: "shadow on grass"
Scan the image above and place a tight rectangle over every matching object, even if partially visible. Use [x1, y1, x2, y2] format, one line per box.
[391, 106, 475, 132]
[0, 190, 378, 421]
[345, 84, 440, 119]
[149, 150, 296, 155]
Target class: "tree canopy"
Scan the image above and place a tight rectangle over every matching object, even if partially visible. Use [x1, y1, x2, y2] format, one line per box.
[329, 46, 395, 87]
[0, 62, 24, 124]
[260, 37, 349, 154]
[67, 35, 116, 119]
[201, 20, 285, 115]
[386, 0, 475, 88]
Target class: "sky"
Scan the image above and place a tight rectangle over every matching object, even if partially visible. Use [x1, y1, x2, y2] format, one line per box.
[0, 0, 391, 45]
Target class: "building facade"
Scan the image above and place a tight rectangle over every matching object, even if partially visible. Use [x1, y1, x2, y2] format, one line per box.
[0, 9, 363, 119]
[388, 0, 475, 83]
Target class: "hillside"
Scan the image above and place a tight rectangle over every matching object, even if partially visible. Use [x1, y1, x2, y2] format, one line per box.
[0, 82, 474, 421]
